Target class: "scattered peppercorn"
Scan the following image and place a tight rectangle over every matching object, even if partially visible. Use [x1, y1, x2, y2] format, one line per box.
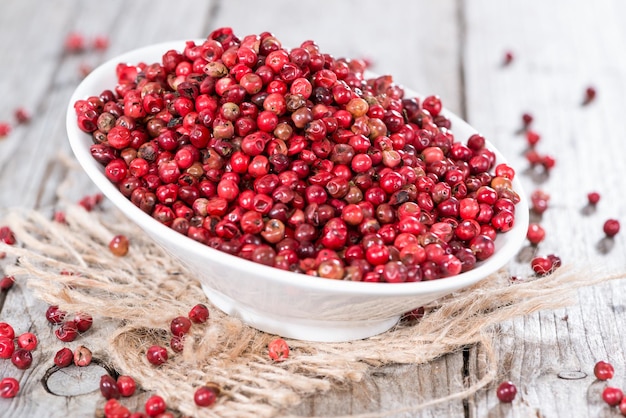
[146, 345, 168, 366]
[496, 380, 517, 403]
[116, 376, 136, 397]
[109, 235, 130, 256]
[602, 386, 623, 407]
[0, 377, 19, 398]
[93, 35, 110, 51]
[526, 130, 541, 147]
[521, 112, 533, 128]
[144, 394, 167, 417]
[502, 50, 514, 66]
[594, 360, 615, 381]
[526, 223, 546, 245]
[188, 303, 210, 323]
[64, 32, 86, 53]
[0, 275, 15, 291]
[194, 383, 221, 407]
[603, 219, 620, 237]
[13, 108, 30, 124]
[583, 86, 597, 105]
[54, 347, 74, 368]
[0, 122, 11, 138]
[268, 337, 290, 362]
[587, 192, 601, 205]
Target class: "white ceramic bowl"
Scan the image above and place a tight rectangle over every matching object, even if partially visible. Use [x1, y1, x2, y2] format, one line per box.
[67, 41, 529, 342]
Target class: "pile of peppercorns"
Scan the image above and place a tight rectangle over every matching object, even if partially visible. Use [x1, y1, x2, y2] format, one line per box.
[75, 27, 524, 284]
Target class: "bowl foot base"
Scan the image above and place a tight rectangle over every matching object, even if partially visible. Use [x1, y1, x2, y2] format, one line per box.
[201, 285, 400, 342]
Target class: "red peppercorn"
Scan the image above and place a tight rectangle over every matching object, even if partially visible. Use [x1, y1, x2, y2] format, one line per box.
[170, 335, 185, 353]
[194, 383, 221, 407]
[108, 403, 132, 418]
[495, 163, 515, 180]
[594, 360, 615, 381]
[170, 316, 192, 337]
[268, 338, 289, 362]
[620, 398, 626, 416]
[587, 192, 601, 205]
[14, 108, 30, 124]
[0, 377, 19, 398]
[117, 375, 137, 397]
[93, 35, 109, 51]
[526, 223, 546, 245]
[502, 51, 514, 66]
[583, 86, 597, 105]
[78, 193, 103, 211]
[100, 374, 121, 400]
[103, 399, 122, 416]
[146, 345, 168, 366]
[145, 395, 167, 417]
[73, 345, 92, 367]
[188, 303, 210, 323]
[46, 305, 67, 324]
[530, 190, 550, 214]
[73, 312, 94, 333]
[602, 386, 623, 406]
[525, 130, 540, 147]
[109, 235, 130, 256]
[496, 381, 517, 403]
[521, 112, 533, 128]
[422, 95, 442, 116]
[401, 307, 425, 322]
[469, 235, 495, 261]
[0, 337, 15, 359]
[64, 32, 85, 53]
[541, 154, 556, 170]
[11, 349, 33, 370]
[17, 332, 38, 351]
[0, 322, 15, 340]
[0, 275, 15, 291]
[0, 122, 12, 138]
[55, 321, 79, 342]
[531, 254, 561, 276]
[603, 219, 620, 237]
[0, 226, 16, 245]
[54, 347, 74, 368]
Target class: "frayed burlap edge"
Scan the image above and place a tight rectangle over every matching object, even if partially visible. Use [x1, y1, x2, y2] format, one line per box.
[1, 205, 624, 418]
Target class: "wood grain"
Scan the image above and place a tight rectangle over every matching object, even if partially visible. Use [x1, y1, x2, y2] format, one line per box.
[1, 1, 467, 417]
[462, 0, 626, 417]
[3, 0, 625, 417]
[0, 1, 215, 417]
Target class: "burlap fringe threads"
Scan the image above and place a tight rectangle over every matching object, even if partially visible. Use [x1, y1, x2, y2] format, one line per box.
[1, 205, 623, 418]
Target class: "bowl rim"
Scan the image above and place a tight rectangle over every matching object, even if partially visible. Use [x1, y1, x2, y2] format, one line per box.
[66, 40, 529, 297]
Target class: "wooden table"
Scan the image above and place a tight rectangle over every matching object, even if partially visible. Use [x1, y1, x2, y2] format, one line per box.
[1, 0, 625, 416]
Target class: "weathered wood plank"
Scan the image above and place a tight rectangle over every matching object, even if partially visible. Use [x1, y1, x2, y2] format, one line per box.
[0, 1, 215, 417]
[0, 0, 469, 417]
[212, 1, 466, 416]
[462, 0, 626, 417]
[211, 0, 463, 114]
[0, 0, 216, 210]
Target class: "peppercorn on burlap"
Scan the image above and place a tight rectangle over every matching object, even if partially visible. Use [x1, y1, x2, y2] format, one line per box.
[1, 204, 622, 418]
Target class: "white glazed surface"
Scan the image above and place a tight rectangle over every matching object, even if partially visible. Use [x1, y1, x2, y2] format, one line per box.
[67, 41, 529, 342]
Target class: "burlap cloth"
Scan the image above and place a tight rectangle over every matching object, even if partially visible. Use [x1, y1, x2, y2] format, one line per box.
[1, 204, 622, 417]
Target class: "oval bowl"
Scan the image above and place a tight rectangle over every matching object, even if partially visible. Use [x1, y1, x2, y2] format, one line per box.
[67, 41, 529, 342]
